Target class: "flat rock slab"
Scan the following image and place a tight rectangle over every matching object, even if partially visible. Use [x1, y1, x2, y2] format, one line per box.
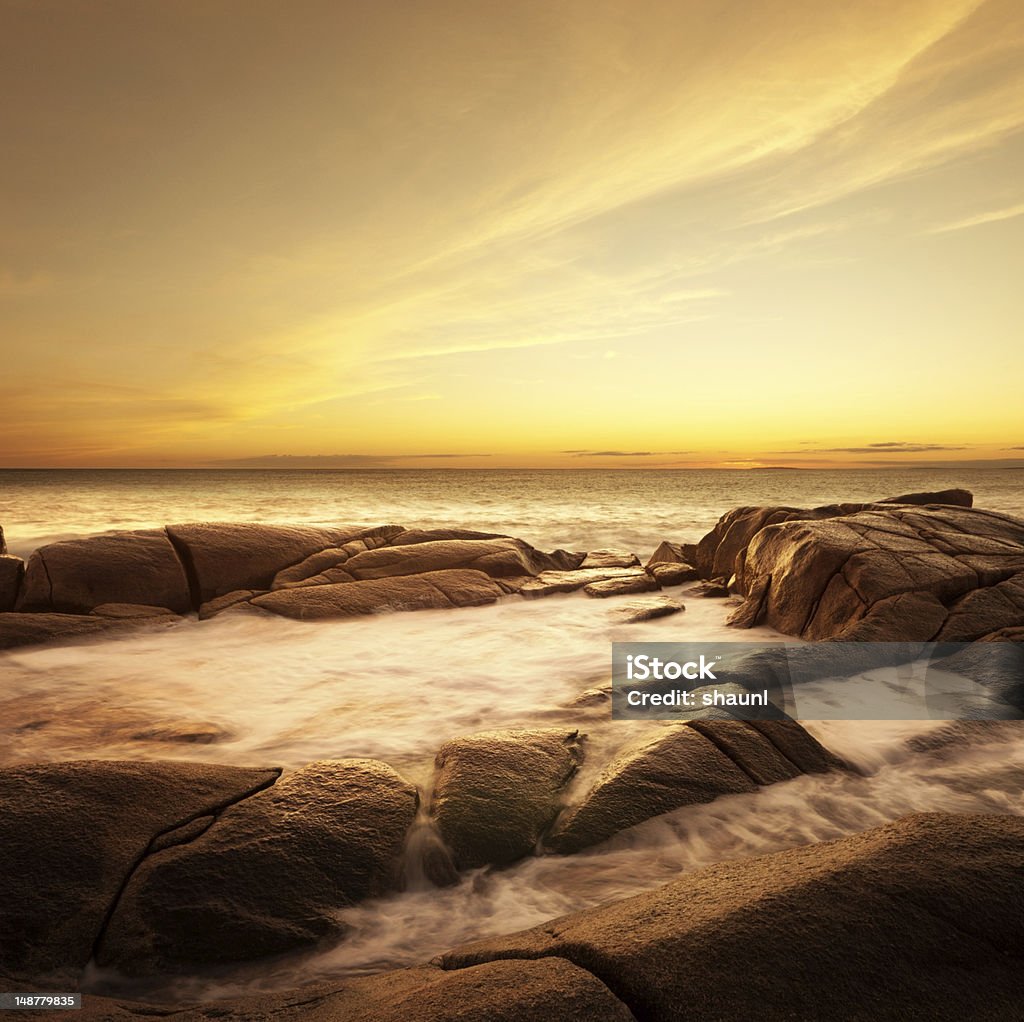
[430, 729, 584, 871]
[16, 531, 191, 614]
[0, 760, 279, 984]
[0, 612, 160, 651]
[98, 760, 418, 974]
[583, 574, 658, 598]
[440, 813, 1024, 1022]
[519, 567, 645, 599]
[343, 538, 582, 581]
[250, 569, 505, 620]
[614, 596, 685, 623]
[579, 550, 641, 569]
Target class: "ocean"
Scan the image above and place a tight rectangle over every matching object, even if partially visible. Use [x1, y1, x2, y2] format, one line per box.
[2, 467, 1023, 999]
[2, 466, 1022, 558]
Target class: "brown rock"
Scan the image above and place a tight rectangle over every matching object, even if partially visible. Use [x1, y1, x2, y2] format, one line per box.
[0, 554, 24, 612]
[0, 760, 279, 984]
[519, 567, 646, 599]
[165, 522, 379, 603]
[90, 603, 179, 619]
[746, 719, 847, 773]
[0, 611, 126, 650]
[733, 506, 1024, 641]
[583, 574, 659, 598]
[271, 525, 406, 587]
[646, 560, 699, 586]
[646, 540, 687, 566]
[16, 530, 191, 614]
[546, 725, 755, 853]
[579, 550, 641, 568]
[343, 537, 579, 581]
[687, 716, 803, 785]
[430, 729, 584, 870]
[198, 588, 264, 620]
[614, 596, 685, 623]
[73, 958, 636, 1022]
[879, 488, 973, 507]
[97, 760, 418, 974]
[251, 569, 505, 620]
[441, 814, 1024, 1022]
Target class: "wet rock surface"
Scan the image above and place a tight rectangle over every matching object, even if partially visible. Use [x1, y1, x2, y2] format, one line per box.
[97, 760, 418, 973]
[431, 729, 584, 870]
[0, 760, 280, 984]
[441, 813, 1024, 1022]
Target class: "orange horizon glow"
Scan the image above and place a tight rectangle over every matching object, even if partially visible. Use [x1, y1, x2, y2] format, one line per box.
[2, 1, 1023, 470]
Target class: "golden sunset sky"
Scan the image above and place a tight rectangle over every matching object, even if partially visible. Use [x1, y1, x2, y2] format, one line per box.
[2, 0, 1022, 468]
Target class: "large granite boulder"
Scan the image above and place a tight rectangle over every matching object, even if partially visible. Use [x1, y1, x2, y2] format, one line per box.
[164, 523, 380, 604]
[0, 761, 279, 984]
[548, 718, 842, 853]
[97, 760, 418, 974]
[730, 506, 1024, 641]
[441, 813, 1024, 1021]
[430, 729, 584, 870]
[694, 490, 975, 582]
[342, 538, 583, 581]
[15, 531, 191, 614]
[547, 724, 756, 853]
[0, 554, 24, 611]
[250, 569, 506, 620]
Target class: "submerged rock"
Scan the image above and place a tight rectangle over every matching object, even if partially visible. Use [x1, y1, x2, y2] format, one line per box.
[614, 596, 685, 623]
[519, 567, 646, 599]
[583, 574, 658, 598]
[431, 729, 584, 870]
[97, 759, 418, 974]
[0, 611, 136, 650]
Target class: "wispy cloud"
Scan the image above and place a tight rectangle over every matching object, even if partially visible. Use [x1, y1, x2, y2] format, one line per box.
[927, 200, 1024, 233]
[205, 454, 492, 469]
[776, 442, 969, 454]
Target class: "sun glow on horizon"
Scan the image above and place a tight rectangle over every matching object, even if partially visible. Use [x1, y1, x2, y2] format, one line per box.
[2, 0, 1022, 468]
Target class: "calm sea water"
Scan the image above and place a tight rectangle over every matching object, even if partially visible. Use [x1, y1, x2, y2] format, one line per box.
[2, 467, 1023, 999]
[1, 467, 1021, 558]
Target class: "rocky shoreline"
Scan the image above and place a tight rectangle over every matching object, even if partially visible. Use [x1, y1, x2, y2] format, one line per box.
[2, 487, 1022, 1020]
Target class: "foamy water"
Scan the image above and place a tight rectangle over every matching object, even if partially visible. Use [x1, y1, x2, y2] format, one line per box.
[2, 468, 1022, 1000]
